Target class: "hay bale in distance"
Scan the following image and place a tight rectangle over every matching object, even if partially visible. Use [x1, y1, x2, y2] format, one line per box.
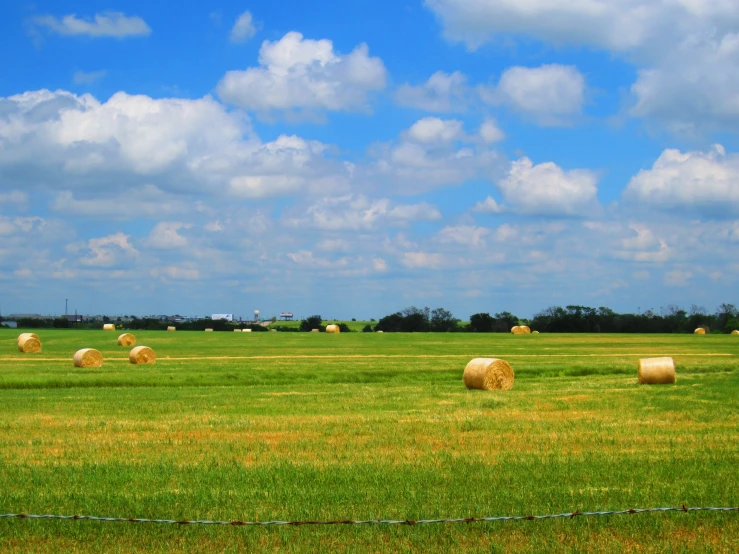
[205, 328, 213, 332]
[463, 358, 514, 391]
[234, 329, 242, 332]
[376, 330, 384, 333]
[103, 323, 115, 331]
[311, 329, 320, 333]
[18, 335, 41, 353]
[325, 324, 340, 334]
[270, 329, 277, 332]
[511, 326, 526, 335]
[244, 329, 252, 333]
[731, 330, 739, 335]
[694, 328, 706, 335]
[519, 325, 531, 334]
[129, 346, 156, 365]
[117, 333, 136, 347]
[167, 326, 176, 332]
[73, 348, 103, 368]
[638, 357, 676, 385]
[532, 330, 540, 334]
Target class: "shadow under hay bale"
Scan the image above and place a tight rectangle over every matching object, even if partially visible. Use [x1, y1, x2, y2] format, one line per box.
[638, 357, 676, 385]
[18, 334, 41, 353]
[117, 333, 136, 347]
[129, 346, 156, 365]
[74, 349, 103, 368]
[463, 358, 515, 391]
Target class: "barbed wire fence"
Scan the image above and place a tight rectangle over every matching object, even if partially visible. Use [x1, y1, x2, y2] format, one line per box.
[1, 506, 737, 527]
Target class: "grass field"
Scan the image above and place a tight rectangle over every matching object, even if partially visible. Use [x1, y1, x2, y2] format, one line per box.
[1, 329, 738, 552]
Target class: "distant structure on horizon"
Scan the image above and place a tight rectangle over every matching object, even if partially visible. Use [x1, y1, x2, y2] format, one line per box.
[280, 312, 294, 321]
[211, 314, 233, 322]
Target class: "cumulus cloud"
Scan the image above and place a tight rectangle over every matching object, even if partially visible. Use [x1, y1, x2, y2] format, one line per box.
[0, 190, 29, 211]
[406, 117, 464, 144]
[394, 71, 469, 112]
[624, 145, 739, 216]
[479, 119, 505, 143]
[286, 195, 442, 231]
[480, 65, 585, 125]
[425, 0, 739, 132]
[81, 232, 138, 267]
[230, 11, 257, 43]
[217, 31, 387, 113]
[494, 157, 600, 216]
[147, 222, 191, 249]
[33, 12, 151, 38]
[401, 252, 445, 269]
[436, 224, 490, 247]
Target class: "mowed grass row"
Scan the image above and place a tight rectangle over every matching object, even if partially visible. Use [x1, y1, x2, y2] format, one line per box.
[0, 330, 738, 552]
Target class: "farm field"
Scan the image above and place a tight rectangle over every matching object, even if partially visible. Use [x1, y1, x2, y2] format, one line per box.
[0, 329, 738, 553]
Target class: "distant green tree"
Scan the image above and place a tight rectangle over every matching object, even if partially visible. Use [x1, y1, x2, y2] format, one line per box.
[469, 313, 495, 332]
[300, 315, 323, 332]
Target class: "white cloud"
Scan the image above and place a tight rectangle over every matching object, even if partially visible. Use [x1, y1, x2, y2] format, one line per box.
[230, 11, 257, 43]
[425, 0, 739, 132]
[480, 65, 585, 125]
[437, 224, 490, 247]
[217, 31, 387, 113]
[664, 270, 693, 287]
[624, 145, 739, 215]
[147, 222, 191, 249]
[81, 233, 138, 267]
[394, 71, 469, 112]
[150, 266, 200, 281]
[479, 119, 505, 143]
[33, 12, 151, 38]
[0, 190, 29, 211]
[51, 186, 191, 220]
[73, 70, 107, 84]
[495, 157, 600, 216]
[401, 252, 445, 269]
[287, 195, 442, 231]
[406, 117, 464, 144]
[471, 196, 503, 214]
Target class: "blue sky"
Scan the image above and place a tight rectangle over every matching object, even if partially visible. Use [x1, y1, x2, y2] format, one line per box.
[1, 0, 738, 320]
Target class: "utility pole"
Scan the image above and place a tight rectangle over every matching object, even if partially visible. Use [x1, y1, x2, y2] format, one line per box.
[65, 299, 68, 317]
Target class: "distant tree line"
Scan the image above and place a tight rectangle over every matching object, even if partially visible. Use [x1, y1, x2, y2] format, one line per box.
[4, 304, 738, 334]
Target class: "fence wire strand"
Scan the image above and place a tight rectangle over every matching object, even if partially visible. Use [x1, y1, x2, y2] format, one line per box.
[1, 506, 737, 527]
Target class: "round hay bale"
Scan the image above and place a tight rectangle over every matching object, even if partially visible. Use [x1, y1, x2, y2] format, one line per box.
[694, 328, 706, 335]
[463, 358, 514, 391]
[234, 329, 242, 332]
[311, 329, 320, 333]
[638, 357, 676, 385]
[511, 326, 526, 335]
[167, 326, 176, 332]
[270, 329, 277, 332]
[103, 324, 115, 331]
[18, 335, 41, 353]
[129, 346, 156, 365]
[519, 325, 531, 334]
[731, 330, 738, 335]
[205, 328, 214, 332]
[325, 324, 340, 334]
[376, 330, 384, 333]
[73, 348, 102, 368]
[244, 329, 252, 333]
[117, 333, 136, 347]
[532, 330, 540, 334]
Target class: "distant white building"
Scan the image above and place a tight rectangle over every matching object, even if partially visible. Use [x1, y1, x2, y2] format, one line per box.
[212, 314, 233, 322]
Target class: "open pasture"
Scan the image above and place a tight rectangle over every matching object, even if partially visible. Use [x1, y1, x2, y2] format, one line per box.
[1, 330, 738, 552]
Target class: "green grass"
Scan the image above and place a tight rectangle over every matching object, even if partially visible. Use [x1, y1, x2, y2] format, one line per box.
[1, 329, 738, 552]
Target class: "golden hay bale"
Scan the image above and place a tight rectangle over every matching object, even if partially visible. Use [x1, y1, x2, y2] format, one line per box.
[103, 324, 115, 331]
[205, 328, 213, 332]
[731, 330, 739, 335]
[129, 346, 156, 365]
[519, 325, 531, 334]
[311, 329, 320, 333]
[117, 333, 136, 347]
[463, 358, 514, 391]
[638, 357, 676, 385]
[694, 328, 706, 335]
[244, 329, 252, 333]
[511, 326, 526, 335]
[167, 326, 176, 332]
[73, 348, 103, 368]
[18, 335, 41, 353]
[532, 330, 540, 334]
[326, 324, 340, 334]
